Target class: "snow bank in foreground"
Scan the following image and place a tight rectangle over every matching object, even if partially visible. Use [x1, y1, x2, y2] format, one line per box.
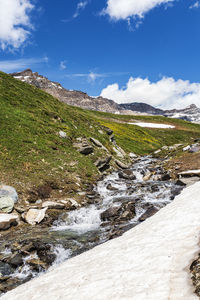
[2, 183, 200, 300]
[129, 122, 175, 128]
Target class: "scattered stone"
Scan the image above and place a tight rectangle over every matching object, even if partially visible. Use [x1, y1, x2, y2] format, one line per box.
[90, 137, 103, 148]
[106, 184, 118, 191]
[95, 156, 112, 172]
[58, 131, 67, 138]
[42, 201, 65, 209]
[139, 207, 158, 222]
[178, 170, 200, 177]
[0, 185, 18, 203]
[73, 138, 93, 155]
[9, 253, 23, 267]
[0, 214, 18, 230]
[115, 160, 129, 169]
[129, 152, 137, 159]
[183, 145, 190, 151]
[161, 146, 169, 151]
[103, 127, 113, 136]
[176, 177, 200, 186]
[161, 173, 171, 181]
[118, 170, 136, 180]
[154, 149, 161, 154]
[0, 263, 14, 277]
[100, 207, 121, 221]
[24, 208, 47, 225]
[0, 196, 14, 213]
[98, 130, 104, 135]
[189, 145, 200, 153]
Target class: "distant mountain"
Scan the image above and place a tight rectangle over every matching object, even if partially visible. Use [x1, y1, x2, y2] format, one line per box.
[10, 69, 200, 123]
[120, 102, 164, 115]
[165, 104, 200, 123]
[10, 69, 121, 114]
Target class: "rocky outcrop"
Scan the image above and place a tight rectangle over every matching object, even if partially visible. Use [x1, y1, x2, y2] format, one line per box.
[10, 70, 122, 114]
[73, 138, 94, 155]
[24, 208, 47, 225]
[0, 214, 18, 230]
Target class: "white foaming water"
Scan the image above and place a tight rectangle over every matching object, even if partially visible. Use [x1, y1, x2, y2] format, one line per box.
[53, 157, 177, 234]
[51, 245, 72, 267]
[12, 254, 38, 280]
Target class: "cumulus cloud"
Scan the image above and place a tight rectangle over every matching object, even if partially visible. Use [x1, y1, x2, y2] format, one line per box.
[100, 77, 200, 109]
[103, 0, 175, 20]
[189, 1, 200, 9]
[0, 0, 34, 50]
[0, 57, 48, 72]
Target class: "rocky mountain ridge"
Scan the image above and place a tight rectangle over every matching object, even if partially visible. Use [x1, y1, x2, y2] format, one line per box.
[10, 69, 200, 123]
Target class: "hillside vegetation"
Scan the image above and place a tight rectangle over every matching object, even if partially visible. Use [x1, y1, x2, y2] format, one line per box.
[0, 71, 200, 198]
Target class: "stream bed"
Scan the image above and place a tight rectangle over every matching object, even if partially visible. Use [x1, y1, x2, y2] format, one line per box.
[0, 156, 184, 294]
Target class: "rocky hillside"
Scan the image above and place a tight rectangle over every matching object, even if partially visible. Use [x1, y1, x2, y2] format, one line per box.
[120, 102, 164, 115]
[11, 69, 200, 123]
[164, 104, 200, 123]
[10, 69, 121, 113]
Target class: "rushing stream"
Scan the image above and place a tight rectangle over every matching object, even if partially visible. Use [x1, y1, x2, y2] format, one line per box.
[0, 156, 184, 294]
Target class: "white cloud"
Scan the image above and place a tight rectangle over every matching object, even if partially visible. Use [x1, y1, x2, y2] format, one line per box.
[73, 1, 88, 18]
[189, 1, 200, 9]
[0, 57, 48, 72]
[103, 0, 175, 20]
[100, 76, 200, 109]
[0, 0, 34, 50]
[59, 61, 67, 70]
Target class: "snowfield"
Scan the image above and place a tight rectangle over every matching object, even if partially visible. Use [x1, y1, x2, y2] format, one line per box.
[129, 122, 175, 129]
[2, 183, 200, 300]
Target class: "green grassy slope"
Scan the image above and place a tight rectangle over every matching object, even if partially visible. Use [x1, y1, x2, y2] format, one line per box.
[0, 71, 200, 197]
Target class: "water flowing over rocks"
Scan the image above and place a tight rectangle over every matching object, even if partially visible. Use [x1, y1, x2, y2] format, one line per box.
[2, 182, 200, 300]
[0, 157, 185, 295]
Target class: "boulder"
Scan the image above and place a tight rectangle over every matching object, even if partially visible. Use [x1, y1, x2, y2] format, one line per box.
[189, 145, 200, 153]
[24, 208, 47, 225]
[100, 207, 120, 221]
[0, 262, 14, 276]
[183, 145, 190, 151]
[90, 137, 103, 148]
[178, 170, 200, 177]
[115, 160, 129, 169]
[0, 185, 18, 203]
[139, 207, 158, 222]
[0, 214, 18, 230]
[176, 177, 200, 186]
[42, 201, 65, 209]
[129, 152, 137, 159]
[58, 131, 67, 138]
[118, 170, 136, 180]
[0, 196, 14, 213]
[95, 156, 112, 172]
[73, 138, 93, 155]
[106, 184, 118, 191]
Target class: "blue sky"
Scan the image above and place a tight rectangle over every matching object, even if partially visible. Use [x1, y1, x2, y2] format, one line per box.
[0, 0, 200, 108]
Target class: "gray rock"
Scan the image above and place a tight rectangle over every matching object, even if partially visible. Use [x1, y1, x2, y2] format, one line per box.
[115, 160, 129, 169]
[139, 207, 158, 222]
[0, 196, 14, 213]
[90, 137, 103, 148]
[58, 131, 67, 138]
[95, 156, 112, 172]
[100, 207, 120, 221]
[0, 214, 18, 230]
[24, 208, 47, 225]
[118, 170, 136, 180]
[0, 185, 18, 203]
[42, 201, 65, 209]
[176, 177, 200, 186]
[79, 146, 93, 155]
[0, 262, 14, 276]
